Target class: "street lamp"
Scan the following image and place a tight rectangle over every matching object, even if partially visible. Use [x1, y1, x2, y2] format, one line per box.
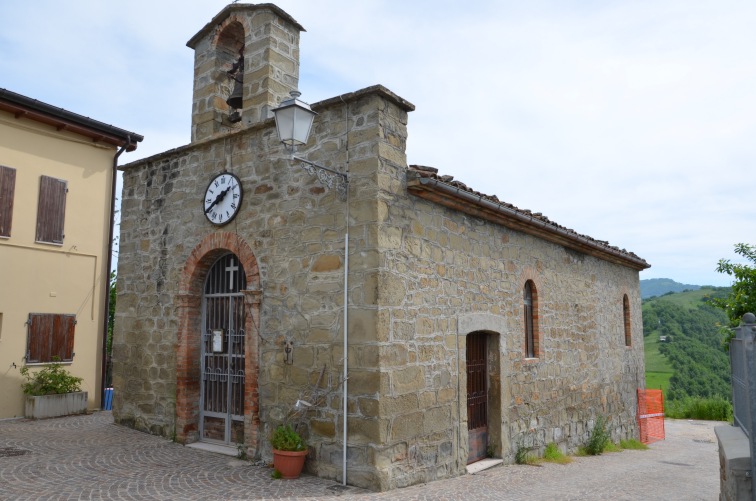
[272, 91, 348, 199]
[271, 90, 350, 486]
[272, 91, 316, 148]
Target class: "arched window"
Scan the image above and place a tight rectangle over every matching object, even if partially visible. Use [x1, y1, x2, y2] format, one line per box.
[623, 294, 631, 347]
[524, 280, 539, 358]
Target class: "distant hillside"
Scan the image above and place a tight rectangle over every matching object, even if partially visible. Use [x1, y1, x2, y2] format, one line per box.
[640, 278, 702, 299]
[642, 287, 731, 402]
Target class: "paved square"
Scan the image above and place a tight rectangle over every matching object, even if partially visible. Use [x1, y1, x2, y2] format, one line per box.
[0, 412, 720, 500]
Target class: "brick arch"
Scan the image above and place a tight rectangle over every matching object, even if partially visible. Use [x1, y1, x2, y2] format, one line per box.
[519, 267, 542, 359]
[175, 232, 261, 454]
[623, 294, 632, 347]
[211, 16, 249, 50]
[179, 232, 260, 293]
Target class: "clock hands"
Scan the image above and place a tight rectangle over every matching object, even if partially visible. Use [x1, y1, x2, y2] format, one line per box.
[204, 173, 242, 227]
[204, 184, 234, 214]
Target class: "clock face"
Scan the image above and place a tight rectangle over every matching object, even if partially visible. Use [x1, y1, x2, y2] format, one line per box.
[203, 172, 243, 226]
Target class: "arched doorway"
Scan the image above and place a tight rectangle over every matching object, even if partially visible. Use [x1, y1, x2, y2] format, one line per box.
[200, 253, 247, 445]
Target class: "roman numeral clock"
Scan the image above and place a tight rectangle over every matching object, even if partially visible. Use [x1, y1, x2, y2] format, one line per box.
[203, 172, 243, 225]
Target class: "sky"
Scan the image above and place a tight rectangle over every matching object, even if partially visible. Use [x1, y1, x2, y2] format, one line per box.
[1, 0, 754, 286]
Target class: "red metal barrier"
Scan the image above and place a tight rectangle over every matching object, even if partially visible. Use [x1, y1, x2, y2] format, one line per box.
[637, 389, 665, 444]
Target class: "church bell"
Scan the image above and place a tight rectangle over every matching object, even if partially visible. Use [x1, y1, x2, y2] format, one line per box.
[226, 81, 243, 110]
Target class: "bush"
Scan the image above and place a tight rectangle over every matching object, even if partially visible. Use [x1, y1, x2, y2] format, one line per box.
[19, 361, 83, 396]
[270, 424, 306, 451]
[665, 396, 733, 421]
[585, 415, 610, 455]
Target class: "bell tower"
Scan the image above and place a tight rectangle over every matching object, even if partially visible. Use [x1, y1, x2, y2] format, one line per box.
[186, 4, 305, 143]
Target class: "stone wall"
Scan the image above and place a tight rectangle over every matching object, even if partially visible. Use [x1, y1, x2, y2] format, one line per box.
[113, 82, 645, 491]
[715, 425, 751, 501]
[358, 157, 645, 488]
[113, 87, 413, 489]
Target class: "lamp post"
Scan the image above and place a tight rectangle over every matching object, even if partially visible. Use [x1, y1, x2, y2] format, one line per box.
[272, 91, 350, 486]
[272, 91, 347, 199]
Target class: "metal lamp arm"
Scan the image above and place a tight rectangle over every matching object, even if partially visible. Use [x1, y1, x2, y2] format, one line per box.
[291, 154, 348, 200]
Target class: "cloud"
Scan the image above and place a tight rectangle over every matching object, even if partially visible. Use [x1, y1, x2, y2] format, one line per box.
[2, 0, 754, 285]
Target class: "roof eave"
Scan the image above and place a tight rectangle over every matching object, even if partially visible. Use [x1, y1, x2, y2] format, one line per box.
[0, 89, 143, 151]
[407, 173, 650, 271]
[187, 3, 305, 49]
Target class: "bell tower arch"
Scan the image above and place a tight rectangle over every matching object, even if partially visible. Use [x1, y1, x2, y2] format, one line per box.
[186, 4, 305, 142]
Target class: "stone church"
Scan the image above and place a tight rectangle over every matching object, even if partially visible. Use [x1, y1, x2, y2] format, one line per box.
[113, 3, 649, 491]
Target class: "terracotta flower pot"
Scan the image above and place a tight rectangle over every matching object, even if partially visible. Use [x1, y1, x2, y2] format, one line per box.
[272, 449, 308, 479]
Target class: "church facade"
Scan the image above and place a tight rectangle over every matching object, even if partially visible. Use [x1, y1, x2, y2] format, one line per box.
[112, 3, 649, 491]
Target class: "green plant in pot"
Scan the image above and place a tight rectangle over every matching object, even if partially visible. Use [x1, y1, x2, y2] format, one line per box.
[20, 359, 87, 418]
[20, 361, 83, 396]
[270, 424, 307, 479]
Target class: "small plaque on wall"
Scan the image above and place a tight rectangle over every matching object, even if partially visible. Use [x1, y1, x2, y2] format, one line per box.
[212, 329, 224, 353]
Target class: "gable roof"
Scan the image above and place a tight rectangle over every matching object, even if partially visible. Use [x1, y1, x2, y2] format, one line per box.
[187, 3, 305, 49]
[407, 165, 650, 271]
[0, 88, 143, 152]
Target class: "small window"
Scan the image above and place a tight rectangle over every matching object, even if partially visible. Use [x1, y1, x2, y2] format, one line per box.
[0, 165, 16, 237]
[623, 294, 631, 347]
[524, 280, 539, 358]
[36, 175, 67, 244]
[26, 313, 76, 363]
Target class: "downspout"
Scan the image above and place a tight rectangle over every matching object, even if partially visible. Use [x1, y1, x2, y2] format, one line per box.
[339, 94, 350, 486]
[100, 136, 132, 408]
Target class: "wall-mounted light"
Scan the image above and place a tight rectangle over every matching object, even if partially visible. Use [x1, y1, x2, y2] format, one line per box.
[271, 90, 347, 199]
[271, 90, 317, 149]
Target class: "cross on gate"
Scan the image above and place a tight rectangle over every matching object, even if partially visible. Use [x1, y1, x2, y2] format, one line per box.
[225, 257, 238, 289]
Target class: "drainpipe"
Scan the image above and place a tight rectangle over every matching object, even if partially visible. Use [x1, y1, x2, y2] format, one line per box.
[342, 227, 349, 485]
[100, 136, 132, 408]
[339, 95, 350, 487]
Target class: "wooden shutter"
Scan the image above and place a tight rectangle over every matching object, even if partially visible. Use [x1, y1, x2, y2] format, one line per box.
[26, 313, 76, 363]
[36, 175, 67, 244]
[0, 166, 16, 237]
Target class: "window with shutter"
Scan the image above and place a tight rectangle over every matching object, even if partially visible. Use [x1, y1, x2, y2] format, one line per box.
[36, 175, 67, 244]
[0, 165, 16, 238]
[26, 313, 76, 363]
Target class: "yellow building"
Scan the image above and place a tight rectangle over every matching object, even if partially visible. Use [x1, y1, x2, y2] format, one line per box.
[0, 89, 141, 419]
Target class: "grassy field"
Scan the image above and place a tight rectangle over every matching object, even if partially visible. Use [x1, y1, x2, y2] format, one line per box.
[643, 331, 672, 397]
[646, 372, 672, 395]
[646, 286, 723, 308]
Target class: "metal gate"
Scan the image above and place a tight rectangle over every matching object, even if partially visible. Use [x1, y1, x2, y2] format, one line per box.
[200, 254, 246, 445]
[467, 332, 488, 464]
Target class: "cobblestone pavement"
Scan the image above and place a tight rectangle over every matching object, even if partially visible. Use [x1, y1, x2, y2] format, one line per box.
[0, 412, 721, 500]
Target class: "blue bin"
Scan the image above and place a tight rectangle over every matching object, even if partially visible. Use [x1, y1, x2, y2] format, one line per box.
[103, 388, 114, 410]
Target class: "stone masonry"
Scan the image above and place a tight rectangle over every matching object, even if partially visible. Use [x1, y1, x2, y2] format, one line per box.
[113, 3, 649, 492]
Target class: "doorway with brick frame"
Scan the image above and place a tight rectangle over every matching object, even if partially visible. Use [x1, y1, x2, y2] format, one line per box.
[175, 233, 261, 453]
[200, 253, 246, 444]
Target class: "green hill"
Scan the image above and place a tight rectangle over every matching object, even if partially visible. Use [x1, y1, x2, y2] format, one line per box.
[642, 286, 731, 402]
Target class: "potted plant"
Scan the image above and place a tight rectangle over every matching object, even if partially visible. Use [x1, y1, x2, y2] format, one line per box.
[270, 424, 308, 479]
[20, 360, 87, 419]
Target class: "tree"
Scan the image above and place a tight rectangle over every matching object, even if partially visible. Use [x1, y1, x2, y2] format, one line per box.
[711, 243, 756, 327]
[105, 271, 116, 387]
